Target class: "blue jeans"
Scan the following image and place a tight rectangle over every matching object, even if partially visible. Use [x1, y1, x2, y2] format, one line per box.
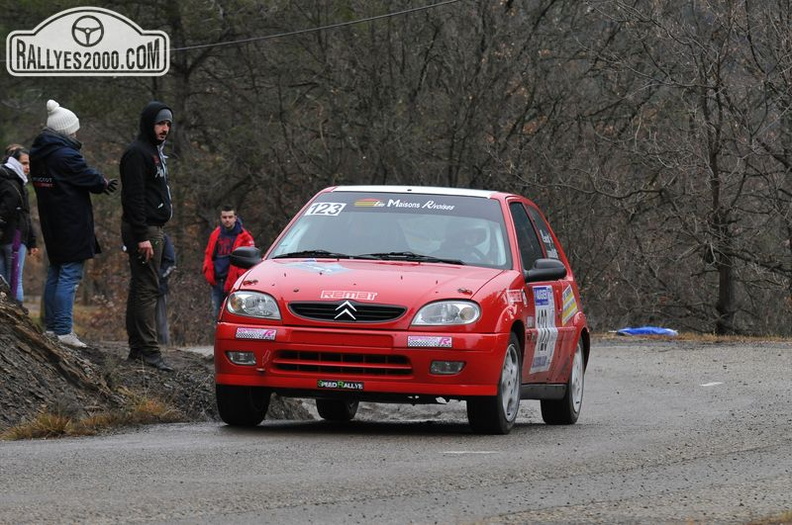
[0, 243, 27, 302]
[211, 279, 226, 319]
[44, 261, 85, 335]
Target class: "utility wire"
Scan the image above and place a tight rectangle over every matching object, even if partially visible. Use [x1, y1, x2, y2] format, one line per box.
[172, 0, 467, 52]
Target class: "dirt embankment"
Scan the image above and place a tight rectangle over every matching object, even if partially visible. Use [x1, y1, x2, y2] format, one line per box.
[0, 284, 309, 433]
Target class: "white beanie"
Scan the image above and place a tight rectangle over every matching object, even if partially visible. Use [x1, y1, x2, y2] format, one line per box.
[46, 99, 80, 135]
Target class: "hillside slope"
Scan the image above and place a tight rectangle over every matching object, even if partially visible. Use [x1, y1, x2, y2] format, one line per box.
[0, 283, 309, 433]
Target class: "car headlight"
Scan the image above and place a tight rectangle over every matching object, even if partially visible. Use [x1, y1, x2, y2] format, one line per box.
[412, 301, 480, 326]
[226, 291, 281, 320]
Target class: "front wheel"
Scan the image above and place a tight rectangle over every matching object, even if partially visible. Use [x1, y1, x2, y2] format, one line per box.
[316, 399, 359, 422]
[216, 384, 271, 426]
[541, 339, 585, 425]
[467, 333, 522, 434]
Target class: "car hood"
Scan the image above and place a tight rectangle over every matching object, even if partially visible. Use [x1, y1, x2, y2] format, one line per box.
[237, 259, 506, 305]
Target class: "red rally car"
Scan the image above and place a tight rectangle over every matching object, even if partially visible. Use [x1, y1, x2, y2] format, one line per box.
[214, 185, 589, 434]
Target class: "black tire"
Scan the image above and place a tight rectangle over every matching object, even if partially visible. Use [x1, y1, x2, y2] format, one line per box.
[541, 339, 585, 425]
[216, 384, 271, 426]
[467, 333, 522, 434]
[316, 399, 359, 422]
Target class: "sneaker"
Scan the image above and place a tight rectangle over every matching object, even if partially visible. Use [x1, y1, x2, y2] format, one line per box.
[57, 332, 88, 349]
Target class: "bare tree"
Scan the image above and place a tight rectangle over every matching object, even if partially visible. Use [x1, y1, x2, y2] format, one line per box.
[5, 0, 792, 339]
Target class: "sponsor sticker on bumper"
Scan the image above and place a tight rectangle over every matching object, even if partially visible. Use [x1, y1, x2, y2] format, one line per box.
[317, 379, 364, 391]
[235, 327, 277, 340]
[407, 335, 452, 348]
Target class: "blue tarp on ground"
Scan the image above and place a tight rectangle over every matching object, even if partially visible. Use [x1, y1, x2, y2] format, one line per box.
[616, 326, 678, 337]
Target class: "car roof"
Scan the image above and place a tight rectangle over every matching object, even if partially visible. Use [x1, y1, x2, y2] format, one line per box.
[327, 185, 500, 199]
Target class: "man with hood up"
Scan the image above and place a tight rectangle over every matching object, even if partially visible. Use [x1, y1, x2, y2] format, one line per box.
[120, 101, 174, 371]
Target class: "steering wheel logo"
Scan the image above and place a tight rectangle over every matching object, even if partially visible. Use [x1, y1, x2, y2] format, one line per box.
[71, 15, 104, 47]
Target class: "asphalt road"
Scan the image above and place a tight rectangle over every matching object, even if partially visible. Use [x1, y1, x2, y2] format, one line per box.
[1, 338, 791, 524]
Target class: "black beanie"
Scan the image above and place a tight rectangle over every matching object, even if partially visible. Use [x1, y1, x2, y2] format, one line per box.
[155, 108, 173, 123]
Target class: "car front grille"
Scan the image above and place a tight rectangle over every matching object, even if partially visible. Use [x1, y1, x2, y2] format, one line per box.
[289, 301, 406, 322]
[273, 350, 412, 376]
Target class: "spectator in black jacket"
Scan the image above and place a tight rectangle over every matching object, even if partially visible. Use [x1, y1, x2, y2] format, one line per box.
[30, 100, 118, 349]
[0, 145, 39, 302]
[120, 100, 174, 371]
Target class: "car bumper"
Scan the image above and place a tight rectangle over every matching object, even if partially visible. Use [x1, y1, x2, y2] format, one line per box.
[214, 322, 510, 397]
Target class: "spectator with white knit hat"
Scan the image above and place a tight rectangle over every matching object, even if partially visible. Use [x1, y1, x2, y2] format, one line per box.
[44, 100, 81, 136]
[29, 99, 119, 349]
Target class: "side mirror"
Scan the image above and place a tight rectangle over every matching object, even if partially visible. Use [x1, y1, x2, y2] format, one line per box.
[230, 246, 262, 269]
[525, 258, 567, 283]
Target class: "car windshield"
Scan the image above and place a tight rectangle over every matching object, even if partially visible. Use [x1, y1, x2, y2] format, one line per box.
[269, 191, 512, 269]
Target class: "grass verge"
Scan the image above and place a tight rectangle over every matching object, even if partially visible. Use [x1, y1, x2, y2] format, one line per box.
[747, 513, 792, 525]
[0, 394, 182, 440]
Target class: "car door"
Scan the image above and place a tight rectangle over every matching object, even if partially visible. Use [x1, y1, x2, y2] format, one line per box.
[523, 204, 580, 379]
[509, 201, 567, 384]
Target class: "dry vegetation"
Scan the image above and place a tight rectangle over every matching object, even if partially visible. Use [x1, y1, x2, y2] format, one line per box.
[1, 396, 181, 440]
[748, 513, 792, 525]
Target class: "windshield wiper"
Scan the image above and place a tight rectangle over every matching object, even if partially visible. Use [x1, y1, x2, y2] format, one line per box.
[360, 251, 465, 265]
[273, 250, 352, 259]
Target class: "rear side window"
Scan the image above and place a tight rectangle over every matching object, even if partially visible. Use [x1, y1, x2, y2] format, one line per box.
[509, 202, 544, 270]
[525, 206, 559, 259]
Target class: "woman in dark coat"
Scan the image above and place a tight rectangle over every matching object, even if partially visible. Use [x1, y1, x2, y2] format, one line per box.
[0, 145, 38, 302]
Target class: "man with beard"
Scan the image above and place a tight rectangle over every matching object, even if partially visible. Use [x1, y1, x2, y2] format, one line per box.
[202, 206, 255, 319]
[120, 101, 174, 371]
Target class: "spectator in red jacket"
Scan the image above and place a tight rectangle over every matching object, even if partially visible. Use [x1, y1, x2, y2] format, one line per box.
[202, 206, 255, 318]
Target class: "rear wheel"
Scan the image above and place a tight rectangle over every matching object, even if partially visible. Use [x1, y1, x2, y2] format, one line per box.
[467, 333, 522, 434]
[316, 399, 359, 422]
[541, 339, 585, 425]
[216, 384, 270, 426]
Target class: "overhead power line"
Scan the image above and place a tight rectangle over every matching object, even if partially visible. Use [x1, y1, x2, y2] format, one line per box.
[173, 0, 467, 52]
